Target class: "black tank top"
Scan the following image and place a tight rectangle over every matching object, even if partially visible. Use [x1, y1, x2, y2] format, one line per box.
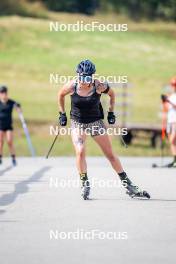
[70, 82, 103, 123]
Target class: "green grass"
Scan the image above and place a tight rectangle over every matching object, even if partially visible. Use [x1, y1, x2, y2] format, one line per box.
[0, 14, 176, 156]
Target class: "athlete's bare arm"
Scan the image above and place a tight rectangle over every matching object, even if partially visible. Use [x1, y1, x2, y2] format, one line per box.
[15, 104, 22, 114]
[95, 80, 115, 112]
[58, 81, 74, 113]
[164, 94, 176, 109]
[168, 100, 176, 109]
[107, 88, 115, 112]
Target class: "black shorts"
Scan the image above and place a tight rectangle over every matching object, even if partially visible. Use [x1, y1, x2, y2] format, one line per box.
[0, 124, 13, 131]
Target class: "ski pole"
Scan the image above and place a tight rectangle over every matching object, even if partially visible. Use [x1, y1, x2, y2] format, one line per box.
[18, 112, 35, 157]
[112, 124, 128, 148]
[119, 130, 128, 148]
[46, 133, 59, 159]
[118, 131, 128, 148]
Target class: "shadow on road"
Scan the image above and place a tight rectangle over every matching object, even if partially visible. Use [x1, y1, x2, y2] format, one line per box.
[0, 166, 51, 207]
[0, 209, 6, 215]
[0, 166, 14, 177]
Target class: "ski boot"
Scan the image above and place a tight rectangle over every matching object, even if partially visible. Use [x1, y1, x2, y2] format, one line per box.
[12, 155, 17, 166]
[81, 180, 90, 200]
[126, 186, 150, 199]
[119, 172, 150, 199]
[80, 173, 90, 200]
[167, 161, 176, 168]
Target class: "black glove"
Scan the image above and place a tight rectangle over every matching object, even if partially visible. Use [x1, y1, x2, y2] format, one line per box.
[107, 112, 116, 124]
[59, 112, 67, 126]
[161, 94, 168, 103]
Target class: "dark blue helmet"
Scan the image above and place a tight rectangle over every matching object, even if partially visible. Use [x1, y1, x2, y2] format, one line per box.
[76, 59, 96, 75]
[0, 85, 8, 93]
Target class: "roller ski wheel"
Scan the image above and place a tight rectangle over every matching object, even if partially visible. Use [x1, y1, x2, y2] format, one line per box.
[81, 180, 90, 200]
[127, 189, 150, 199]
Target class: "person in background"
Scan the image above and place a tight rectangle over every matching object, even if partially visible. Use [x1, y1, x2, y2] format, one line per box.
[0, 85, 21, 166]
[161, 77, 176, 167]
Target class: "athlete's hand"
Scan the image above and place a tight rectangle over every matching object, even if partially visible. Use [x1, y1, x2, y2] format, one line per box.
[107, 112, 116, 124]
[59, 112, 67, 126]
[161, 94, 168, 103]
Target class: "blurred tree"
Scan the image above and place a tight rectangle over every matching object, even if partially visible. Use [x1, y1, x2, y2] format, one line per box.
[0, 0, 20, 15]
[102, 0, 176, 21]
[43, 0, 98, 14]
[77, 0, 98, 15]
[42, 0, 77, 12]
[0, 0, 176, 20]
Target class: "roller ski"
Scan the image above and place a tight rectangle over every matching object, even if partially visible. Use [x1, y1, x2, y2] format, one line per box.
[152, 160, 176, 168]
[81, 180, 90, 200]
[165, 161, 176, 168]
[126, 188, 150, 199]
[119, 172, 150, 199]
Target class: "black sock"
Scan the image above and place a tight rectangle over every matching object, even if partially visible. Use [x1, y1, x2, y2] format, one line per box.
[0, 155, 2, 162]
[118, 171, 132, 186]
[118, 171, 127, 180]
[80, 173, 89, 187]
[174, 156, 176, 163]
[80, 173, 88, 182]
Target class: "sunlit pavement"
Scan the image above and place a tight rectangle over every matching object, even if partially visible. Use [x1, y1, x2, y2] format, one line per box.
[0, 157, 175, 264]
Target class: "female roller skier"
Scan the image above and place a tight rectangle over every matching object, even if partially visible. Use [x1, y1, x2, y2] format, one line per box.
[0, 85, 21, 166]
[58, 59, 150, 200]
[161, 77, 176, 168]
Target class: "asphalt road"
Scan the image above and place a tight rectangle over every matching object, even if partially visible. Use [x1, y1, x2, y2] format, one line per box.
[0, 157, 176, 264]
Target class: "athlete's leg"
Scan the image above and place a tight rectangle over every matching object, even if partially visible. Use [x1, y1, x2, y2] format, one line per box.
[170, 134, 176, 155]
[71, 128, 87, 173]
[6, 130, 16, 155]
[71, 127, 90, 199]
[6, 130, 17, 165]
[0, 131, 5, 163]
[168, 124, 176, 165]
[93, 134, 124, 173]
